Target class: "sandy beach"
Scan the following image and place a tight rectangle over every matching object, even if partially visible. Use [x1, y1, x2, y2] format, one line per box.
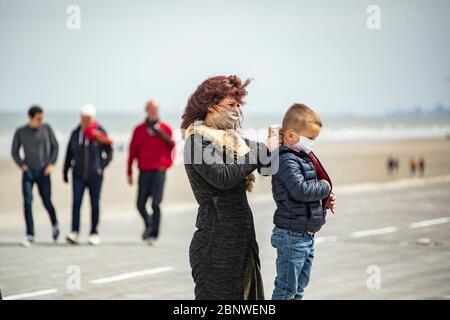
[1, 137, 449, 233]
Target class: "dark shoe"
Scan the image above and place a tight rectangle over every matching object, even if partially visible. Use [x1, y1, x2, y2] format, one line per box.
[142, 225, 152, 240]
[52, 225, 60, 242]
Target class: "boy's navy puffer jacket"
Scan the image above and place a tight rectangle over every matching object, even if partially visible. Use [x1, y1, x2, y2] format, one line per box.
[271, 146, 331, 233]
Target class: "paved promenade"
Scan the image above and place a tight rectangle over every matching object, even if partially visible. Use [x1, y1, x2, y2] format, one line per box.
[1, 177, 449, 300]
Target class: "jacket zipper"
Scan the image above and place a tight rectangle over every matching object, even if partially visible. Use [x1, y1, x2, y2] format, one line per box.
[311, 152, 333, 190]
[310, 152, 333, 211]
[83, 137, 89, 180]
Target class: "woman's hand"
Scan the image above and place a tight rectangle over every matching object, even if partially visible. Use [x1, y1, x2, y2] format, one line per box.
[267, 125, 282, 153]
[266, 135, 280, 153]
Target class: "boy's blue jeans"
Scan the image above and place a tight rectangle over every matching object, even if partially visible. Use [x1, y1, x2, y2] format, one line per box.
[271, 227, 315, 300]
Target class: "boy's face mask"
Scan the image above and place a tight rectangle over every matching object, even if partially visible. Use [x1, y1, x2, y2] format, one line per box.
[211, 107, 240, 130]
[292, 134, 316, 153]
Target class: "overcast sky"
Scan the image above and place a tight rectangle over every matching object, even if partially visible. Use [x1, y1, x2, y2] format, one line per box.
[1, 0, 449, 116]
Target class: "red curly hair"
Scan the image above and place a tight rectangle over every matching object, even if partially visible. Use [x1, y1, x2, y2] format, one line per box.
[180, 75, 252, 129]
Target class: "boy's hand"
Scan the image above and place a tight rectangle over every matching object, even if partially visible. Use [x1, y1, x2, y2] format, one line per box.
[326, 193, 336, 214]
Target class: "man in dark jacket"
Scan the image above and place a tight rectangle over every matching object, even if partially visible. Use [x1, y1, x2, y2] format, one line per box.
[11, 105, 60, 246]
[63, 104, 113, 245]
[271, 103, 336, 300]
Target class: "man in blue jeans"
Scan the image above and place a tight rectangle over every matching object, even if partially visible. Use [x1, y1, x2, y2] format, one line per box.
[11, 105, 60, 247]
[63, 104, 113, 246]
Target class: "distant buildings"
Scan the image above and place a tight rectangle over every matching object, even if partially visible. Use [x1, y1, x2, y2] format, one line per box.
[386, 104, 450, 117]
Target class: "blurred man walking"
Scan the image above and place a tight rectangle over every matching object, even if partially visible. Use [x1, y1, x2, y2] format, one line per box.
[127, 100, 175, 244]
[63, 104, 113, 245]
[11, 105, 59, 246]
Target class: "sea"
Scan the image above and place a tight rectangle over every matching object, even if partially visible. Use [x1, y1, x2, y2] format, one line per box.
[1, 111, 450, 158]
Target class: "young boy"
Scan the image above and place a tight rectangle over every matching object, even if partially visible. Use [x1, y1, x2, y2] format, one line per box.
[271, 103, 336, 300]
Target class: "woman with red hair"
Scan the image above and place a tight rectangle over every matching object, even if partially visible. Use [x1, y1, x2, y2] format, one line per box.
[182, 75, 269, 300]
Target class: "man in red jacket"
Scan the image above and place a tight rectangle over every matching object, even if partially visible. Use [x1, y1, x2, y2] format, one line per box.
[127, 99, 175, 243]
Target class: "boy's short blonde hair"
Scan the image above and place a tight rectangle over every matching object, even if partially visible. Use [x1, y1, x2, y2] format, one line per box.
[281, 103, 322, 133]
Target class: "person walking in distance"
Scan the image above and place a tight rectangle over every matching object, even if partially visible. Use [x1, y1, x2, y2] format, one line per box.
[127, 100, 175, 244]
[63, 104, 113, 246]
[418, 156, 426, 177]
[386, 155, 395, 175]
[11, 105, 60, 246]
[409, 158, 417, 176]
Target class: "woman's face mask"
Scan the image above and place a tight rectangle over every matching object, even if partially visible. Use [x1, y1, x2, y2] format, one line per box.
[292, 134, 316, 153]
[211, 107, 240, 130]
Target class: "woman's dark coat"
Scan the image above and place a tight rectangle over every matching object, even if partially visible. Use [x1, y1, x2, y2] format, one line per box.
[184, 133, 267, 300]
